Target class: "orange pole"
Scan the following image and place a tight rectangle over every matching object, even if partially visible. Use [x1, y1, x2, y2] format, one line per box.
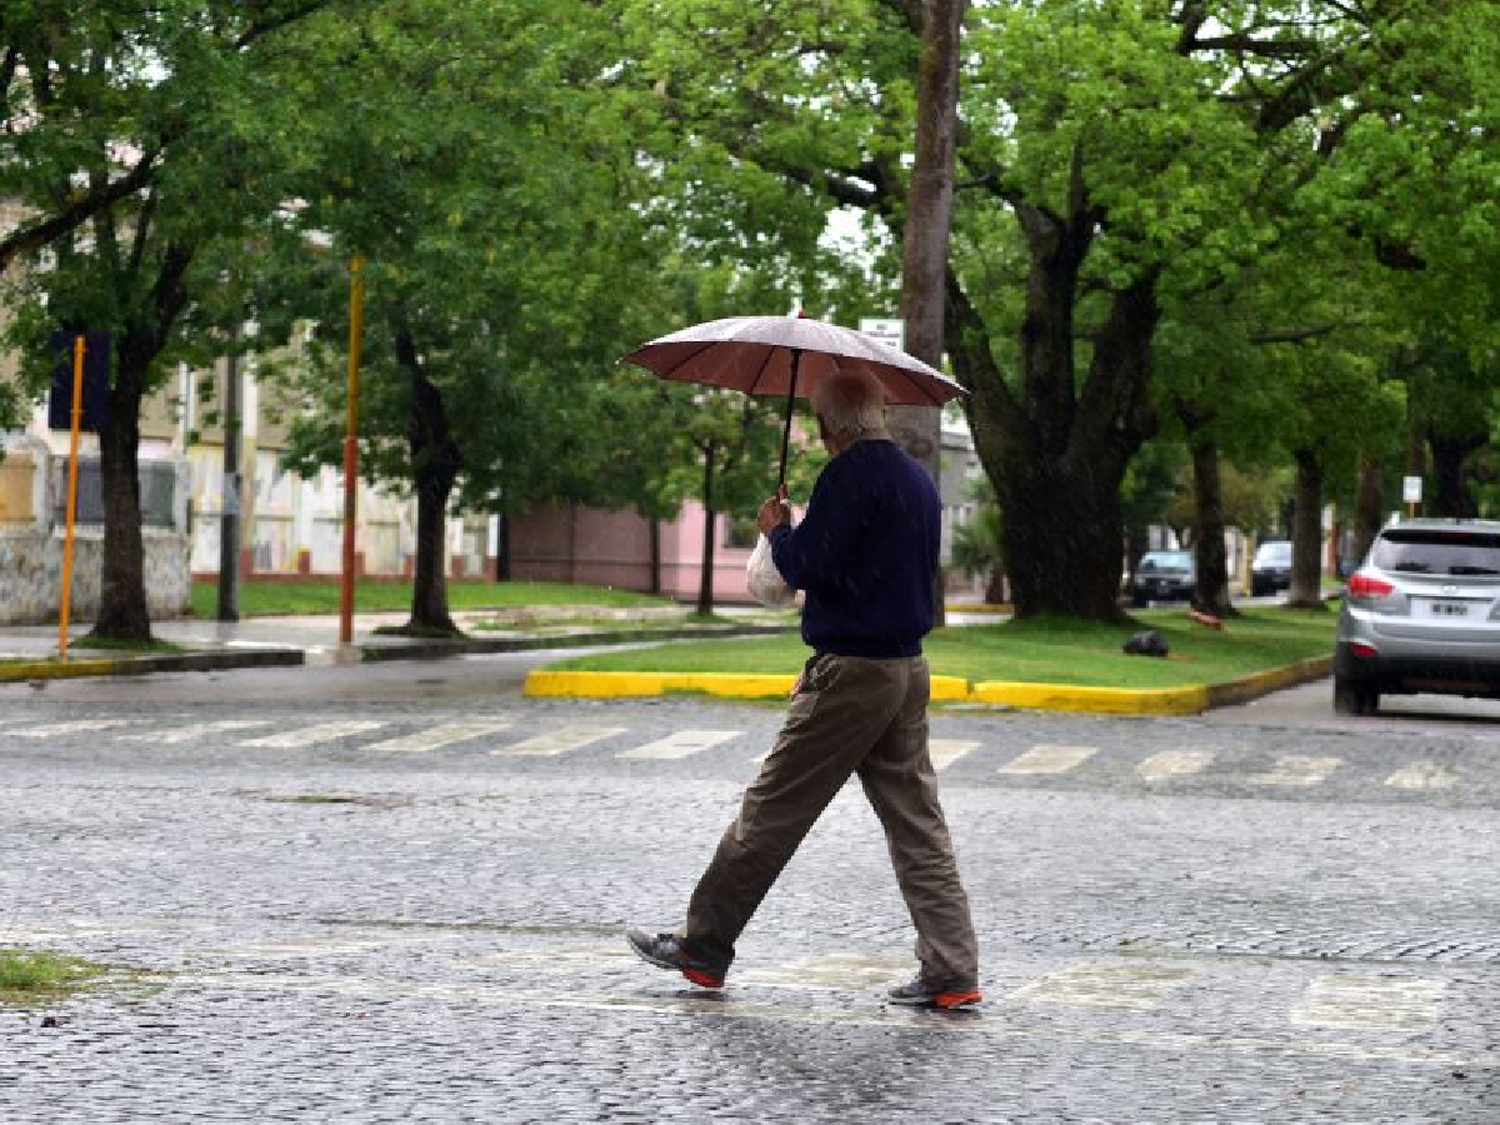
[58, 335, 85, 657]
[338, 256, 364, 646]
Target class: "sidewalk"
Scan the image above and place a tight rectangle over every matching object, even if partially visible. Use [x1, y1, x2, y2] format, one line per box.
[0, 604, 798, 683]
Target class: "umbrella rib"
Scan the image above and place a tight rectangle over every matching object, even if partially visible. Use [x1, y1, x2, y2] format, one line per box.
[661, 339, 723, 377]
[746, 346, 778, 397]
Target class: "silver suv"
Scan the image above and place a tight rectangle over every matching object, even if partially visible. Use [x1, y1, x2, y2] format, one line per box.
[1335, 518, 1500, 714]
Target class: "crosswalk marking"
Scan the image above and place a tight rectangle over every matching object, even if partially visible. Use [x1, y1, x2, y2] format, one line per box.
[1252, 755, 1341, 787]
[364, 721, 512, 754]
[119, 720, 274, 745]
[1292, 974, 1447, 1032]
[619, 729, 739, 760]
[11, 719, 138, 738]
[495, 725, 626, 757]
[1137, 749, 1214, 781]
[1385, 762, 1459, 790]
[1010, 962, 1197, 1010]
[239, 721, 387, 748]
[929, 739, 980, 772]
[999, 744, 1096, 775]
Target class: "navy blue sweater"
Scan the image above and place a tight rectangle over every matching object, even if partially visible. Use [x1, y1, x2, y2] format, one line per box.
[768, 437, 940, 658]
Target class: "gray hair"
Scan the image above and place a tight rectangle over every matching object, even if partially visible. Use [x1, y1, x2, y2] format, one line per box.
[809, 368, 888, 439]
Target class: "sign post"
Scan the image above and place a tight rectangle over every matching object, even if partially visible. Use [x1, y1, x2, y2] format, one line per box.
[339, 257, 365, 647]
[58, 335, 85, 658]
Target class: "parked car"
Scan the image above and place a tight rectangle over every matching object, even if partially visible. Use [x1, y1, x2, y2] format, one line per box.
[1130, 550, 1195, 608]
[1251, 540, 1293, 597]
[1334, 518, 1500, 715]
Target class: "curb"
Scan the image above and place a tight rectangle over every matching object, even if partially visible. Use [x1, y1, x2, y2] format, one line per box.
[524, 658, 1332, 715]
[525, 670, 973, 702]
[0, 647, 303, 683]
[357, 624, 793, 662]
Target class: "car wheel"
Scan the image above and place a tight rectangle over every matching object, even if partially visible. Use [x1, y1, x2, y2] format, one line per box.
[1131, 594, 1147, 609]
[1333, 677, 1378, 716]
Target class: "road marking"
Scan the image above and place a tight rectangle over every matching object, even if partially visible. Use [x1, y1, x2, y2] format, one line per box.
[1010, 962, 1197, 1010]
[239, 721, 387, 748]
[1292, 974, 1447, 1032]
[929, 739, 980, 772]
[11, 719, 138, 738]
[201, 971, 1500, 1067]
[495, 725, 627, 757]
[119, 720, 275, 745]
[1137, 749, 1214, 781]
[364, 721, 512, 754]
[619, 729, 740, 760]
[999, 744, 1096, 775]
[1251, 755, 1341, 786]
[1384, 762, 1459, 790]
[739, 953, 912, 991]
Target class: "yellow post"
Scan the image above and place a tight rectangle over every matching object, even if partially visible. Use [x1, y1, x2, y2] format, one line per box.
[338, 256, 365, 646]
[58, 335, 85, 657]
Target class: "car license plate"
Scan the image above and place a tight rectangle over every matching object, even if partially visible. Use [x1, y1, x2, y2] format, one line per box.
[1418, 599, 1475, 619]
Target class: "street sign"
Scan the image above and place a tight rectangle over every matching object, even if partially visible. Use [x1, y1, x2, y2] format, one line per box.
[859, 317, 904, 352]
[48, 330, 110, 432]
[1402, 476, 1423, 504]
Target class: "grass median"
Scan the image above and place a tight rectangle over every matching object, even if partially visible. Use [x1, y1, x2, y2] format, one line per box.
[545, 606, 1337, 690]
[189, 578, 674, 618]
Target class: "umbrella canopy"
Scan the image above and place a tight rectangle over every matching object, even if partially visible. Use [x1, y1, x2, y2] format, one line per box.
[624, 314, 968, 407]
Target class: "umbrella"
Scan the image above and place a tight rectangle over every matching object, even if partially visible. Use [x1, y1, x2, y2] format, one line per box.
[624, 314, 969, 487]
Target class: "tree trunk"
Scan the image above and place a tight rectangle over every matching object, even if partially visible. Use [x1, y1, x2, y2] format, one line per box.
[894, 0, 966, 627]
[697, 442, 716, 617]
[1189, 438, 1235, 618]
[648, 516, 661, 597]
[1427, 432, 1484, 517]
[396, 327, 461, 636]
[947, 233, 1159, 621]
[1287, 449, 1327, 610]
[90, 241, 194, 641]
[1351, 455, 1383, 564]
[92, 352, 151, 639]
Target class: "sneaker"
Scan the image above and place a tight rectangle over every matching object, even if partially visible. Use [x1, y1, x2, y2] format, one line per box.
[625, 928, 726, 989]
[886, 976, 982, 1010]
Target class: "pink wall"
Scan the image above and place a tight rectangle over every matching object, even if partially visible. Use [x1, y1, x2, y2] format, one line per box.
[509, 500, 754, 602]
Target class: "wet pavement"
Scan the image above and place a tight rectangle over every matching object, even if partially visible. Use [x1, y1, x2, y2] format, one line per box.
[2, 678, 1497, 1121]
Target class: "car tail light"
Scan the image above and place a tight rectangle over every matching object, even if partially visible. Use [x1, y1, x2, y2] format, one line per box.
[1347, 571, 1395, 598]
[1349, 641, 1378, 658]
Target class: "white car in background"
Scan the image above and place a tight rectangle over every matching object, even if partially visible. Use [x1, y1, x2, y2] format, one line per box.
[1335, 519, 1500, 715]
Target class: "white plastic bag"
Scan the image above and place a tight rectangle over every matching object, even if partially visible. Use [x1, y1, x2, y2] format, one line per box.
[746, 534, 796, 608]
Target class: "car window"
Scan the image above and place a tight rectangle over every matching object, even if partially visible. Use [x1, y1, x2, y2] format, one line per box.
[1254, 543, 1291, 566]
[1140, 552, 1192, 572]
[1372, 531, 1500, 576]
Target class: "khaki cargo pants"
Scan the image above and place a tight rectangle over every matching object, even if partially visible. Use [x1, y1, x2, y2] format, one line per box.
[683, 652, 980, 986]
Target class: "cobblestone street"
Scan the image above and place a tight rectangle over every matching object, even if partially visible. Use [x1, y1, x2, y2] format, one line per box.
[2, 670, 1498, 1121]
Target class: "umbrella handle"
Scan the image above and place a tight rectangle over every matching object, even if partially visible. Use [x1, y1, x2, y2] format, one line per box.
[777, 349, 800, 490]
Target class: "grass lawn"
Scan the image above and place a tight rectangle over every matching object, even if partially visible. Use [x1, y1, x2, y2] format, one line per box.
[548, 606, 1338, 689]
[189, 579, 675, 618]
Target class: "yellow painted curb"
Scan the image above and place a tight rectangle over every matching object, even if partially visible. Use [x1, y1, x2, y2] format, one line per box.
[929, 676, 970, 702]
[0, 658, 125, 682]
[969, 681, 1210, 716]
[526, 669, 977, 702]
[525, 670, 796, 699]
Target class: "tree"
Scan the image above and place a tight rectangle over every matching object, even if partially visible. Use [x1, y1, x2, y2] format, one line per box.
[1, 2, 338, 638]
[620, 0, 1500, 622]
[263, 0, 669, 634]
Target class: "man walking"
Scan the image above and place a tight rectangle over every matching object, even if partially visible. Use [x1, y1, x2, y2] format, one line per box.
[627, 368, 981, 1010]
